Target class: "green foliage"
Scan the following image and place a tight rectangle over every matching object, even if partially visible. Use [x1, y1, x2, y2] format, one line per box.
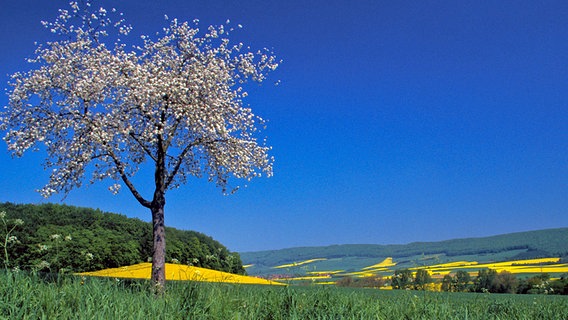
[517, 273, 568, 295]
[494, 271, 518, 294]
[439, 271, 568, 295]
[391, 269, 413, 289]
[335, 275, 385, 288]
[442, 270, 472, 292]
[473, 269, 518, 294]
[549, 275, 568, 295]
[441, 274, 454, 292]
[0, 202, 244, 274]
[414, 269, 432, 290]
[454, 270, 471, 292]
[474, 269, 498, 292]
[0, 211, 24, 269]
[1, 271, 568, 319]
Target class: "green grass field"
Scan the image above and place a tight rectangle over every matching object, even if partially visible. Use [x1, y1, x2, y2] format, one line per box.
[1, 271, 567, 319]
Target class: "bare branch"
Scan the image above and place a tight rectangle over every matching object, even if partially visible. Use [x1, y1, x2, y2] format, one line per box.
[109, 150, 152, 208]
[129, 131, 158, 162]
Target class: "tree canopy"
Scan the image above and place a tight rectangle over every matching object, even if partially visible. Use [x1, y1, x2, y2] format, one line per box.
[1, 3, 278, 199]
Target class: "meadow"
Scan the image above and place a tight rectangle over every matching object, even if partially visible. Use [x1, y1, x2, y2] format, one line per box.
[1, 271, 567, 319]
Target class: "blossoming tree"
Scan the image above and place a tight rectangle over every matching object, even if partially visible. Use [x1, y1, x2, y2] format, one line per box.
[1, 2, 278, 292]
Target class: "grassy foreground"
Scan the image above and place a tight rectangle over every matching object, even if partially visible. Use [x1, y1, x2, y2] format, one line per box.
[1, 272, 567, 319]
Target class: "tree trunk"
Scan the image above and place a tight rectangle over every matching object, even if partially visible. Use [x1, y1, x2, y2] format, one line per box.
[152, 126, 167, 294]
[151, 201, 166, 294]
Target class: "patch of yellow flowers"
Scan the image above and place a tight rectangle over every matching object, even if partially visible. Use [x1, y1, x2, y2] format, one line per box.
[362, 257, 396, 270]
[79, 263, 284, 286]
[414, 257, 568, 276]
[272, 258, 327, 269]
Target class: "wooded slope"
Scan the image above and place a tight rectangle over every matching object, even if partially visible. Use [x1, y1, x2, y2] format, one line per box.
[0, 202, 245, 274]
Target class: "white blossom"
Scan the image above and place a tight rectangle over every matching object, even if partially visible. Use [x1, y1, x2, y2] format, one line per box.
[84, 252, 94, 261]
[1, 0, 279, 200]
[109, 183, 121, 195]
[36, 260, 51, 270]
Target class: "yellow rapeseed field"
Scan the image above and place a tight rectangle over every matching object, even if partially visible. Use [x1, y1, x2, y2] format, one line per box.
[487, 264, 568, 274]
[409, 257, 568, 275]
[338, 270, 384, 278]
[280, 275, 331, 281]
[79, 263, 285, 286]
[475, 257, 560, 268]
[306, 270, 344, 275]
[362, 257, 396, 270]
[272, 258, 327, 269]
[412, 261, 479, 270]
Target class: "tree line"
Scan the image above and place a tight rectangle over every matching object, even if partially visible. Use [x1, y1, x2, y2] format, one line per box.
[0, 202, 245, 274]
[338, 268, 568, 295]
[439, 269, 568, 295]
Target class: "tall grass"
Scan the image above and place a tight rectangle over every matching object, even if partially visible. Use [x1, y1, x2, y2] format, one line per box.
[1, 271, 567, 319]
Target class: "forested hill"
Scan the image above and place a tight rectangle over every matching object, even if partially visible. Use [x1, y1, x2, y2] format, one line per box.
[0, 202, 245, 274]
[241, 228, 568, 273]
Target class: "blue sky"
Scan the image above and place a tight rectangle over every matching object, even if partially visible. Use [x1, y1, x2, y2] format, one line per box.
[1, 0, 567, 252]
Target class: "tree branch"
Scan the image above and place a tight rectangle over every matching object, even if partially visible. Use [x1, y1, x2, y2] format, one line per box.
[108, 149, 152, 208]
[164, 137, 227, 189]
[129, 131, 158, 162]
[164, 139, 197, 190]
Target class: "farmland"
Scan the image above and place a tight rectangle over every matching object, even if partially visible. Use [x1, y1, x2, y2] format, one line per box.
[241, 228, 568, 282]
[244, 256, 568, 290]
[2, 271, 567, 319]
[77, 255, 568, 293]
[239, 229, 568, 295]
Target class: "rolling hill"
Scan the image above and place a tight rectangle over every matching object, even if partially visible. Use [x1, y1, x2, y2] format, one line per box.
[0, 202, 245, 274]
[240, 228, 568, 277]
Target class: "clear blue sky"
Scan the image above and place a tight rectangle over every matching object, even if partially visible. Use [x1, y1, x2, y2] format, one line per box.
[1, 0, 567, 252]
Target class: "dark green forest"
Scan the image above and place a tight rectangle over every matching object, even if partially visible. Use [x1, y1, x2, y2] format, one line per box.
[0, 202, 245, 274]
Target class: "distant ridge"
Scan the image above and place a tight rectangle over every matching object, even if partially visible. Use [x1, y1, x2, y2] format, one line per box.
[240, 228, 568, 276]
